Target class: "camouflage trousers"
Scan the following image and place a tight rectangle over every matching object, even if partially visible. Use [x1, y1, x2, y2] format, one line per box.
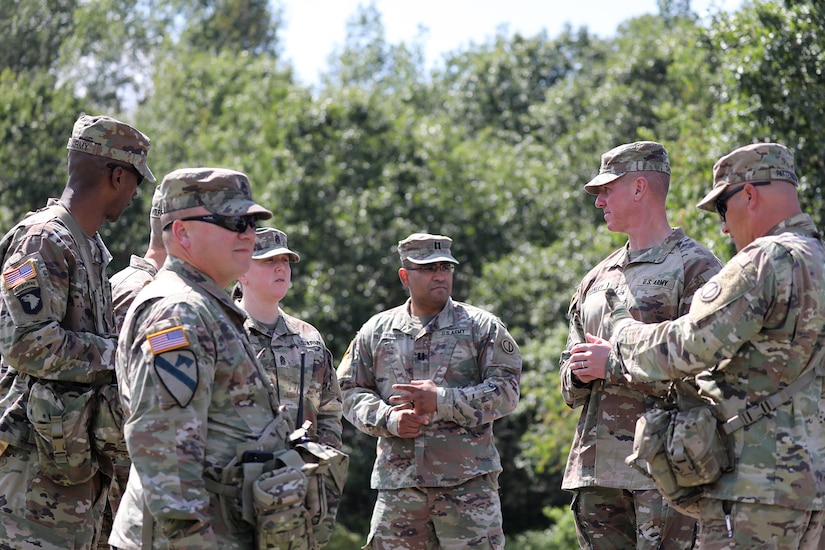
[571, 486, 697, 549]
[696, 499, 824, 549]
[0, 445, 109, 550]
[366, 472, 503, 550]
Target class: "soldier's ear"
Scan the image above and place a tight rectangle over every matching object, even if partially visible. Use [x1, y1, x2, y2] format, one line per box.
[170, 219, 191, 247]
[398, 267, 410, 288]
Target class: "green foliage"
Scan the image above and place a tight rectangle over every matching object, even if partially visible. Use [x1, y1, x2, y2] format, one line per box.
[0, 70, 83, 230]
[4, 0, 824, 539]
[509, 506, 579, 549]
[707, 0, 825, 231]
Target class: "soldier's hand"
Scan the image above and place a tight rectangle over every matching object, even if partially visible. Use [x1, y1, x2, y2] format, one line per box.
[391, 404, 429, 438]
[570, 333, 610, 383]
[390, 379, 438, 414]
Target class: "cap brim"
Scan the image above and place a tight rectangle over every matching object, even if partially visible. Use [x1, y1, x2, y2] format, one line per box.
[136, 162, 156, 184]
[252, 248, 300, 262]
[407, 253, 459, 265]
[207, 200, 273, 219]
[583, 172, 624, 195]
[696, 184, 730, 212]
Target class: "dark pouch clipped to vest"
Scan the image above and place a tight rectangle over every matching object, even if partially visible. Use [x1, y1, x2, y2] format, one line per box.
[26, 380, 98, 485]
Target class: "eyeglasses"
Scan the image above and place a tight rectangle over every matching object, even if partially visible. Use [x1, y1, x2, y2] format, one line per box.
[714, 181, 771, 222]
[108, 163, 144, 186]
[174, 214, 259, 233]
[405, 263, 455, 274]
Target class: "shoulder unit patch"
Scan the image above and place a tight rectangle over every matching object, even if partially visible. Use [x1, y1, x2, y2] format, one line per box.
[154, 350, 198, 407]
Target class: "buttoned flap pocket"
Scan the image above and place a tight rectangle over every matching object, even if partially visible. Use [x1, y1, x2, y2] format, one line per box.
[376, 332, 412, 385]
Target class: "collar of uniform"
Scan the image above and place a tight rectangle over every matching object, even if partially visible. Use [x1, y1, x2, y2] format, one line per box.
[619, 228, 685, 267]
[394, 297, 456, 335]
[762, 213, 819, 240]
[166, 255, 247, 323]
[243, 309, 290, 338]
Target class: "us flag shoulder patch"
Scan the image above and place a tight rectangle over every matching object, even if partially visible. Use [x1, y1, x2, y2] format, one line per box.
[3, 260, 37, 289]
[147, 326, 189, 354]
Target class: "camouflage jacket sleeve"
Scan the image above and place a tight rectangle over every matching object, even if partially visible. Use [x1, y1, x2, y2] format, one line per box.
[559, 288, 593, 408]
[610, 247, 774, 382]
[435, 316, 521, 427]
[316, 344, 344, 449]
[336, 332, 396, 438]
[1, 221, 116, 383]
[120, 298, 220, 547]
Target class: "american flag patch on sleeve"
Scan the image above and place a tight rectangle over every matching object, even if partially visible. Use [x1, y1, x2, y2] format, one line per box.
[3, 260, 37, 289]
[147, 326, 189, 354]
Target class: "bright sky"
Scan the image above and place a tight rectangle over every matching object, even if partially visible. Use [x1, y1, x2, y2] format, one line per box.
[278, 0, 744, 86]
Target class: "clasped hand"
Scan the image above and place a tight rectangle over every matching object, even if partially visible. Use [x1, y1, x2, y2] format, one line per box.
[389, 379, 438, 438]
[569, 333, 611, 384]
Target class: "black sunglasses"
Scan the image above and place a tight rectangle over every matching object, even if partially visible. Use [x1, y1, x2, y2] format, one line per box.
[714, 181, 771, 222]
[172, 214, 259, 233]
[108, 163, 144, 186]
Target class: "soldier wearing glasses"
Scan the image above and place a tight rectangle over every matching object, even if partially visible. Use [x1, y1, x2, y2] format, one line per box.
[337, 232, 522, 549]
[110, 168, 291, 549]
[0, 114, 152, 549]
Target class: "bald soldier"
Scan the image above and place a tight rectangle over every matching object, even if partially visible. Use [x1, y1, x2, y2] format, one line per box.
[110, 168, 291, 549]
[574, 143, 825, 548]
[337, 232, 521, 549]
[0, 114, 153, 549]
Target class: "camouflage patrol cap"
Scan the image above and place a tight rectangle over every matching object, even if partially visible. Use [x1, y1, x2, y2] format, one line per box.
[697, 143, 798, 212]
[398, 233, 459, 265]
[584, 141, 670, 194]
[150, 185, 162, 219]
[66, 114, 155, 183]
[158, 167, 272, 226]
[252, 227, 300, 262]
[149, 185, 163, 238]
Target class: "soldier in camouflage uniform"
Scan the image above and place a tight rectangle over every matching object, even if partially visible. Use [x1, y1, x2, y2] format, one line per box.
[0, 114, 153, 549]
[101, 184, 166, 548]
[561, 141, 721, 549]
[337, 232, 521, 549]
[111, 184, 166, 328]
[235, 227, 344, 547]
[576, 143, 825, 548]
[110, 168, 290, 549]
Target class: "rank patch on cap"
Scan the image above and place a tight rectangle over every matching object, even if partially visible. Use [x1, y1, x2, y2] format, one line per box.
[147, 326, 189, 354]
[3, 260, 36, 289]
